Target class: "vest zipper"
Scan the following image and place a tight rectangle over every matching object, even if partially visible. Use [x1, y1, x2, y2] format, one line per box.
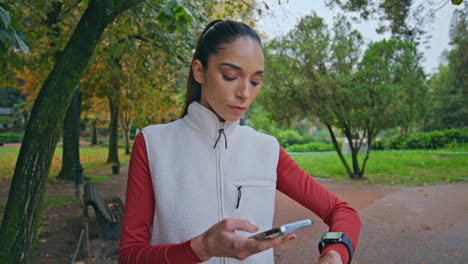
[216, 122, 227, 264]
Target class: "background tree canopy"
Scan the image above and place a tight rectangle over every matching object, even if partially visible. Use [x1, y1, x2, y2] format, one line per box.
[259, 12, 428, 179]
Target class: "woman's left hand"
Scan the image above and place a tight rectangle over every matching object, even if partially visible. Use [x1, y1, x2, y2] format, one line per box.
[317, 250, 343, 264]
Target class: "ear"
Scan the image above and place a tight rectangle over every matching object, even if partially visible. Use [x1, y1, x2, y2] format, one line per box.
[192, 60, 205, 84]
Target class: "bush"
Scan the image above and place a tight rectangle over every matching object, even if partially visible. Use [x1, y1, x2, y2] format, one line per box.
[276, 129, 308, 147]
[0, 132, 24, 143]
[285, 141, 336, 152]
[371, 128, 468, 150]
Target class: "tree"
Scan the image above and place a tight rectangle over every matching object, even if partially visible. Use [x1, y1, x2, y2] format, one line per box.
[5, 1, 90, 182]
[80, 0, 262, 160]
[325, 0, 464, 44]
[0, 0, 271, 261]
[260, 13, 427, 179]
[0, 0, 144, 262]
[426, 4, 467, 130]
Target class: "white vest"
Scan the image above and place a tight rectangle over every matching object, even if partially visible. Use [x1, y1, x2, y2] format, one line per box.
[142, 102, 279, 264]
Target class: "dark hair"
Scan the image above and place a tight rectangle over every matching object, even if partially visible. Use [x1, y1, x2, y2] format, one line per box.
[181, 20, 263, 117]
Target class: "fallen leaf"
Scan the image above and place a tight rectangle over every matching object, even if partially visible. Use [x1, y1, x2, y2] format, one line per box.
[421, 225, 432, 231]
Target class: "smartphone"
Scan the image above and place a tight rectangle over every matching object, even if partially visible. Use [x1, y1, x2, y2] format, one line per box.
[249, 219, 313, 240]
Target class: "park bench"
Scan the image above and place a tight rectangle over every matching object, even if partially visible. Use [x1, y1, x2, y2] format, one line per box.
[83, 182, 124, 240]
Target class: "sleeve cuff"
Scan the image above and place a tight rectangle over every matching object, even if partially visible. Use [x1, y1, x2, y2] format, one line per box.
[184, 240, 203, 263]
[319, 243, 349, 264]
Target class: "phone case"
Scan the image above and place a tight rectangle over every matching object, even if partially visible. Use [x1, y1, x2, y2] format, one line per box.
[249, 219, 313, 240]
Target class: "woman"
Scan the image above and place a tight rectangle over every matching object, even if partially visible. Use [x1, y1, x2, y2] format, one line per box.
[118, 20, 361, 264]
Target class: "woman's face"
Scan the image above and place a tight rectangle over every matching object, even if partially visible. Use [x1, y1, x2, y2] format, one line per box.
[193, 37, 264, 122]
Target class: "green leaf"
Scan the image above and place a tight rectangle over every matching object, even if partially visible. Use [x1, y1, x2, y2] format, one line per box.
[156, 0, 192, 33]
[12, 30, 29, 54]
[0, 6, 11, 28]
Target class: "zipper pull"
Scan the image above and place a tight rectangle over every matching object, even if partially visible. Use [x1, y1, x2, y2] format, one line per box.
[213, 122, 227, 149]
[236, 186, 242, 209]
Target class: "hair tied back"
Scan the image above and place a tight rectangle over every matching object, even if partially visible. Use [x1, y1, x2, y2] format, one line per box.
[202, 19, 223, 39]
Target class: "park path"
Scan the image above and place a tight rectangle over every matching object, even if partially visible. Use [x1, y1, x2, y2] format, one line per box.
[95, 166, 468, 263]
[273, 180, 468, 264]
[1, 164, 467, 263]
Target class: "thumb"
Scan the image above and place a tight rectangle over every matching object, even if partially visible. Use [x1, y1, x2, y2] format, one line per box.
[225, 219, 259, 233]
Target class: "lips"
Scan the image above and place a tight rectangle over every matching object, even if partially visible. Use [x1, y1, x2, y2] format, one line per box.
[229, 105, 247, 113]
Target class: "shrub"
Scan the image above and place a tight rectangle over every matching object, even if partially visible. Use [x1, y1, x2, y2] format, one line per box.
[276, 129, 307, 147]
[371, 128, 468, 150]
[0, 132, 24, 143]
[285, 141, 336, 152]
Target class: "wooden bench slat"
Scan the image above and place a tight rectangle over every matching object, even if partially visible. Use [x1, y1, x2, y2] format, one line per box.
[83, 183, 125, 240]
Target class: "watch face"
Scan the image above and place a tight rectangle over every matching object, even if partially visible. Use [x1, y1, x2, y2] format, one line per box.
[323, 232, 343, 240]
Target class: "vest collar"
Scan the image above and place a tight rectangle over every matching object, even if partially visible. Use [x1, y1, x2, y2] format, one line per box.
[183, 102, 239, 143]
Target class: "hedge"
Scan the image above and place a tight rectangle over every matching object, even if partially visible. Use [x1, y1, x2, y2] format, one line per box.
[372, 129, 468, 150]
[0, 132, 24, 143]
[285, 141, 336, 152]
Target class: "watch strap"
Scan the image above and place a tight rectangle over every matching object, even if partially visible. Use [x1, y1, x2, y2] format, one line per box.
[318, 233, 353, 264]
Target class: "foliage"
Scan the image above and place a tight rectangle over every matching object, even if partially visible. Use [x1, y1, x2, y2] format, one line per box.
[372, 128, 468, 150]
[357, 39, 428, 132]
[425, 5, 467, 130]
[0, 115, 13, 125]
[0, 132, 23, 143]
[245, 102, 279, 135]
[0, 87, 23, 107]
[285, 141, 336, 152]
[0, 1, 28, 53]
[291, 151, 468, 185]
[275, 129, 309, 147]
[261, 12, 428, 179]
[324, 0, 459, 44]
[0, 0, 29, 79]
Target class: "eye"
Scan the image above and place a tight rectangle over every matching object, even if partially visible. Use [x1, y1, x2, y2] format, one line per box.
[223, 75, 237, 81]
[250, 81, 260, 87]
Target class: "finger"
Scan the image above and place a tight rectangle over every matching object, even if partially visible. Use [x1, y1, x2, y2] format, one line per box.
[256, 233, 296, 252]
[222, 218, 259, 233]
[280, 233, 297, 243]
[247, 235, 284, 253]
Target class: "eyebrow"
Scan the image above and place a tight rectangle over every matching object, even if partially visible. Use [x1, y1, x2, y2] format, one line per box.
[219, 63, 264, 74]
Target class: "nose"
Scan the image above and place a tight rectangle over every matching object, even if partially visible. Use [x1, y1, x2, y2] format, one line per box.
[235, 80, 250, 101]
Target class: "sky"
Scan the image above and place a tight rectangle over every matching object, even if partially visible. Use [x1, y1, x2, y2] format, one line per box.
[256, 0, 465, 74]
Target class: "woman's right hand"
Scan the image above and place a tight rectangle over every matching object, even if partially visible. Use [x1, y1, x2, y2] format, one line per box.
[190, 218, 295, 262]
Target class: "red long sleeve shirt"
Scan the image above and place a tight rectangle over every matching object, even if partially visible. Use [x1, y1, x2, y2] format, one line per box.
[118, 133, 361, 263]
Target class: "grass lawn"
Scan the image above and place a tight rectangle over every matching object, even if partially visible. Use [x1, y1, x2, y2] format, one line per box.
[291, 151, 468, 185]
[1, 145, 466, 186]
[0, 146, 130, 180]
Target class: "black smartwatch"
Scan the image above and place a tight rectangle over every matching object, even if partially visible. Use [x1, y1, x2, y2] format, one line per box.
[318, 232, 353, 264]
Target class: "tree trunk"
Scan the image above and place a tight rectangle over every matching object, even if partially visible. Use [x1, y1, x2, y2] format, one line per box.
[325, 124, 356, 178]
[90, 119, 97, 145]
[0, 1, 142, 263]
[350, 150, 363, 179]
[57, 92, 76, 181]
[124, 126, 130, 155]
[107, 96, 120, 164]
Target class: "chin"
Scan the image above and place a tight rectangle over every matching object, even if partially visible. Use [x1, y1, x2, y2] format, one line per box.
[223, 114, 241, 122]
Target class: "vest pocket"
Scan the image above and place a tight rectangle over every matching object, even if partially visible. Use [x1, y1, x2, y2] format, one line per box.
[233, 180, 275, 210]
[231, 180, 276, 237]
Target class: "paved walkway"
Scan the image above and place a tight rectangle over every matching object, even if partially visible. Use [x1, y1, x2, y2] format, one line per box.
[1, 165, 467, 263]
[274, 180, 468, 263]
